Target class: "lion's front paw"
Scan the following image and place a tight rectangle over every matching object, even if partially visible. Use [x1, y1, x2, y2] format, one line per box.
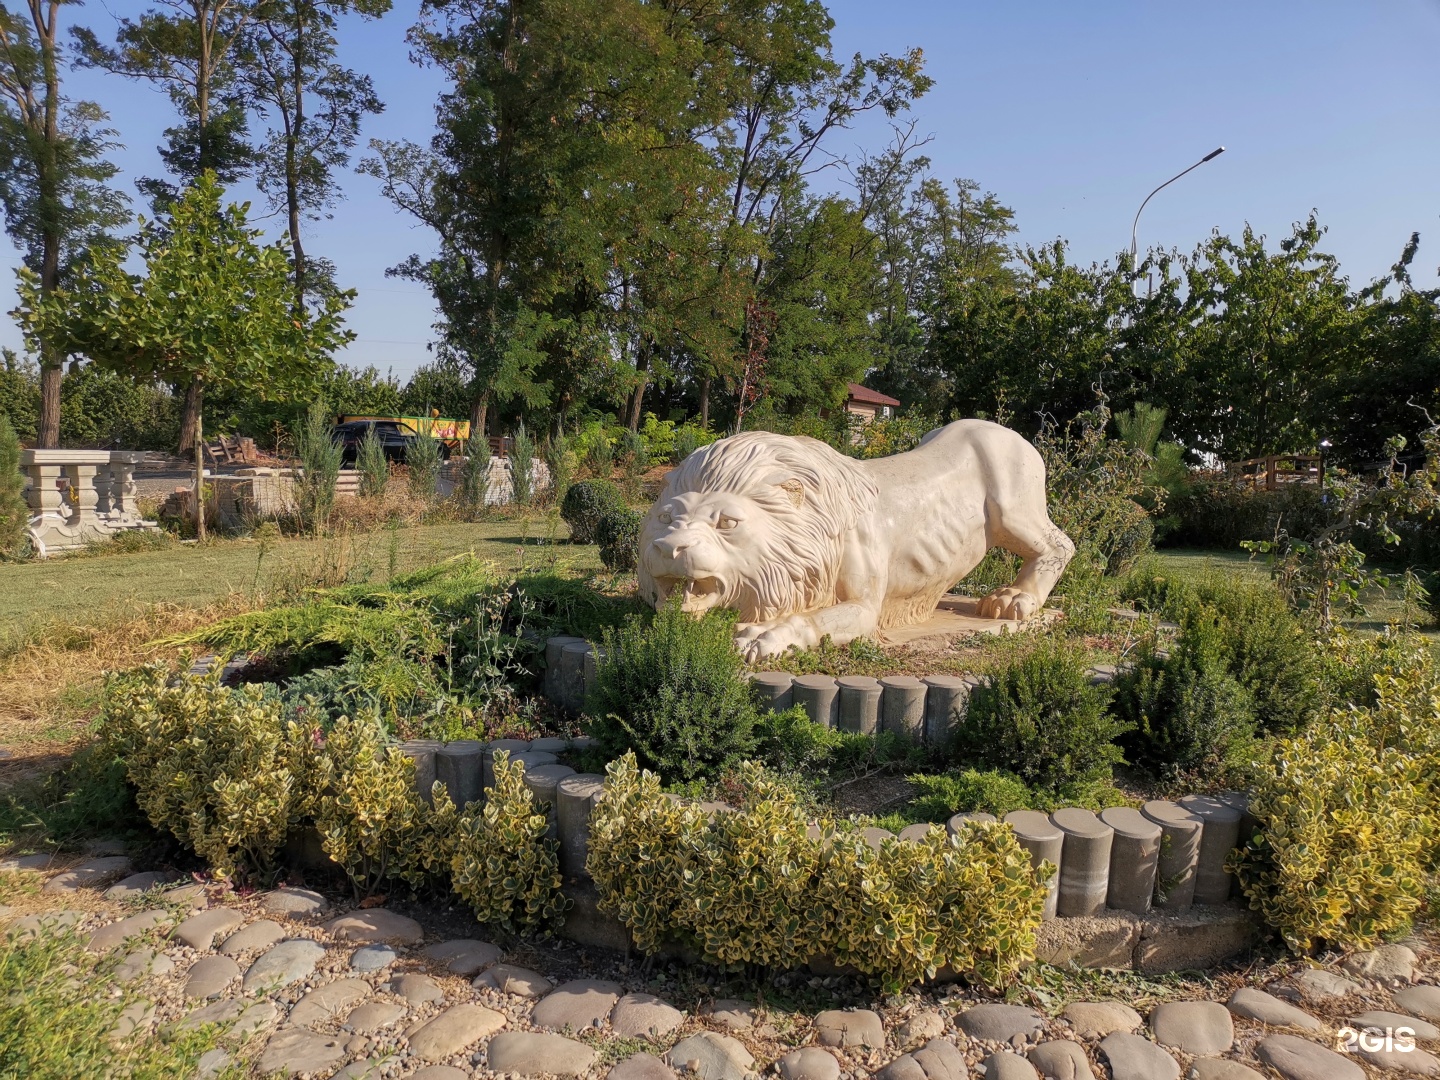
[735, 616, 813, 662]
[977, 586, 1040, 621]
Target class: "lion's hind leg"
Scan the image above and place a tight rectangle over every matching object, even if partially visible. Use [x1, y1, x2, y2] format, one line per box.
[976, 500, 1075, 621]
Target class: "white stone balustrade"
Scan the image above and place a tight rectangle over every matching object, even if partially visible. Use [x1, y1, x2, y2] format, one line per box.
[21, 449, 159, 557]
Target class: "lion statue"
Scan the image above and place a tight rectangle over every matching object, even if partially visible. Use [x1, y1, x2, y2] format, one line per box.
[636, 420, 1075, 660]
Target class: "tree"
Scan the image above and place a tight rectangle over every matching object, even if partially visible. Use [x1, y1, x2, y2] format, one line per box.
[1173, 216, 1356, 460]
[927, 241, 1133, 432]
[238, 0, 386, 310]
[0, 0, 128, 447]
[700, 1, 931, 426]
[72, 0, 257, 452]
[1313, 234, 1440, 466]
[15, 172, 353, 538]
[72, 0, 254, 204]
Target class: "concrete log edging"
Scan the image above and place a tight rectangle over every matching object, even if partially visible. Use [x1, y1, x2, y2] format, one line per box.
[539, 634, 1117, 744]
[187, 649, 1251, 946]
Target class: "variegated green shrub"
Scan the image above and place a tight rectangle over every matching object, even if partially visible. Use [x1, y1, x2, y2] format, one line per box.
[99, 662, 311, 880]
[448, 752, 569, 933]
[585, 753, 703, 955]
[811, 819, 1050, 990]
[312, 713, 433, 896]
[687, 763, 821, 972]
[1230, 728, 1428, 952]
[588, 753, 1051, 990]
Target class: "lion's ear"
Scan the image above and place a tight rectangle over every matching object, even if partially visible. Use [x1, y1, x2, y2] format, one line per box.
[778, 478, 805, 508]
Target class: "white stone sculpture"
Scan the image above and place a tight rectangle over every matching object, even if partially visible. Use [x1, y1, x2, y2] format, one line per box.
[21, 449, 159, 557]
[637, 420, 1075, 659]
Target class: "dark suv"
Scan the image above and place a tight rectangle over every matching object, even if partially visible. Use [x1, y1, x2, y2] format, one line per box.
[330, 420, 451, 465]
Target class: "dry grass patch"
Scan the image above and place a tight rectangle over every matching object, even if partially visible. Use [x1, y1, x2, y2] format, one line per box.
[0, 598, 255, 787]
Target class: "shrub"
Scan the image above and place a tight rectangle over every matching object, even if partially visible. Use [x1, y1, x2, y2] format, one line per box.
[406, 428, 442, 502]
[908, 770, 1037, 820]
[457, 440, 491, 519]
[292, 400, 343, 533]
[595, 504, 642, 571]
[312, 712, 433, 896]
[356, 423, 389, 498]
[905, 770, 1131, 822]
[956, 638, 1127, 791]
[560, 479, 624, 544]
[1231, 726, 1427, 952]
[0, 746, 140, 851]
[589, 598, 758, 781]
[1119, 569, 1321, 736]
[510, 422, 536, 506]
[587, 754, 1051, 990]
[0, 414, 26, 561]
[1036, 402, 1156, 578]
[544, 433, 577, 508]
[618, 428, 648, 493]
[583, 426, 614, 477]
[99, 663, 310, 880]
[446, 751, 568, 933]
[1114, 610, 1258, 781]
[671, 423, 711, 464]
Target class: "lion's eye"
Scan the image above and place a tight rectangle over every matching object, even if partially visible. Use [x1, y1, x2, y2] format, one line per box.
[717, 516, 738, 531]
[658, 512, 672, 524]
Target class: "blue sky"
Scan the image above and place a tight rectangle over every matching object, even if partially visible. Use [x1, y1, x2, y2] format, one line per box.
[4, 0, 1440, 381]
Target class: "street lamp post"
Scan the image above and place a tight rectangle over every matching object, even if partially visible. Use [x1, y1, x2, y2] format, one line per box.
[1130, 146, 1226, 278]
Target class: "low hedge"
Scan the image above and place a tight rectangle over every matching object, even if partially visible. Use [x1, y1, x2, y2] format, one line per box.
[586, 753, 1052, 990]
[99, 662, 567, 931]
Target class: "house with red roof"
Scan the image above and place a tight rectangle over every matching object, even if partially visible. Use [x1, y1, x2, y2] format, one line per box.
[843, 382, 901, 424]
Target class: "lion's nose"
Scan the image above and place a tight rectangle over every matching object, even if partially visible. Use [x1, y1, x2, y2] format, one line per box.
[652, 534, 691, 558]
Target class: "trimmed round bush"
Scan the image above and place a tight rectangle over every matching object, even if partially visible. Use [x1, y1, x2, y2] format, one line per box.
[955, 637, 1128, 791]
[596, 504, 642, 571]
[1114, 609, 1257, 781]
[560, 479, 624, 544]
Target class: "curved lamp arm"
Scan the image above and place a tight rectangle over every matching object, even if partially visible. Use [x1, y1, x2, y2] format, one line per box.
[1131, 146, 1226, 263]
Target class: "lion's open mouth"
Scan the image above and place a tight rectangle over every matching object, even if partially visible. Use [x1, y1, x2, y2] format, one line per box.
[654, 574, 724, 612]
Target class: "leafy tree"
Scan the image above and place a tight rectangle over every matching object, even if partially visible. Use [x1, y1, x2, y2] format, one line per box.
[72, 0, 258, 453]
[0, 0, 129, 447]
[1314, 234, 1440, 466]
[700, 0, 931, 426]
[72, 0, 254, 205]
[1173, 216, 1355, 460]
[14, 172, 353, 538]
[238, 0, 387, 309]
[0, 348, 38, 439]
[928, 242, 1133, 432]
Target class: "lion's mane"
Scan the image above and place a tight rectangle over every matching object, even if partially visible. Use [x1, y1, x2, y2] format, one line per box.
[640, 432, 880, 624]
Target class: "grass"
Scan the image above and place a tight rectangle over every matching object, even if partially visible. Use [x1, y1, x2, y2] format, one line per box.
[0, 516, 596, 651]
[0, 514, 601, 784]
[1152, 546, 1439, 639]
[0, 930, 235, 1079]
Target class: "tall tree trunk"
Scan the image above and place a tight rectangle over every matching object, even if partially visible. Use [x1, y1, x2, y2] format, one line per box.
[625, 341, 651, 431]
[178, 379, 204, 454]
[33, 0, 63, 447]
[699, 376, 711, 430]
[192, 379, 206, 541]
[37, 359, 61, 447]
[470, 387, 489, 448]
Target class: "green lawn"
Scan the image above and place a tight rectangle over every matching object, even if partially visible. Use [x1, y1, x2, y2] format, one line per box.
[0, 517, 599, 650]
[2, 532, 1427, 653]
